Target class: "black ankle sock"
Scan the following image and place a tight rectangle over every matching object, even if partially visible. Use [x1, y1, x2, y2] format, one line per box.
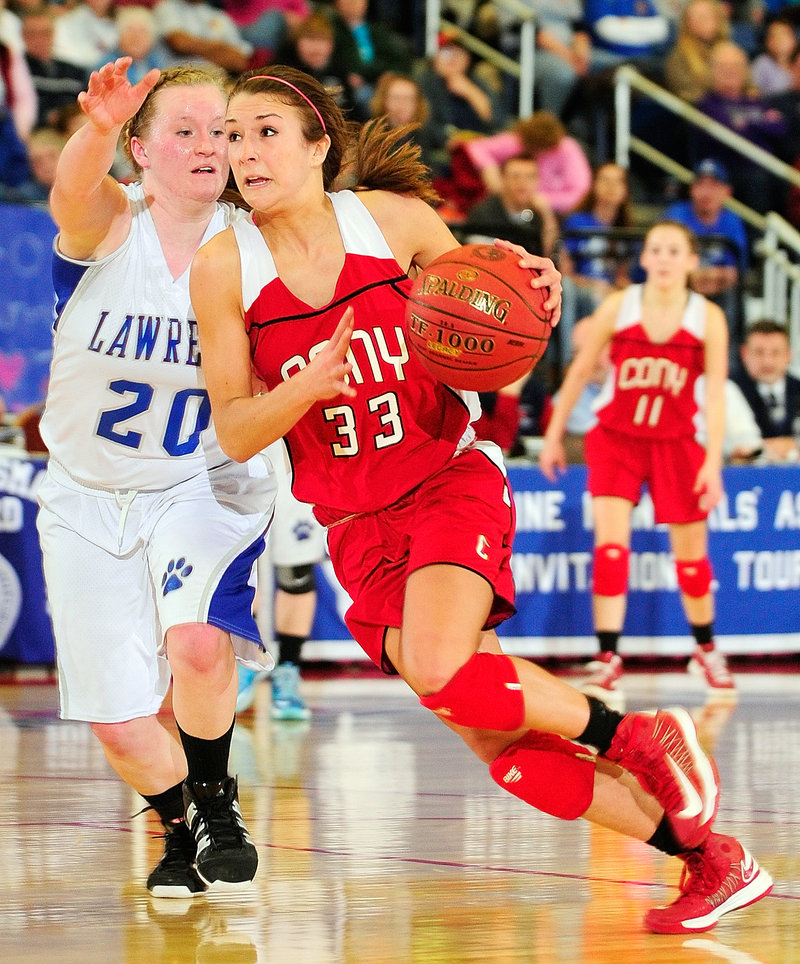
[596, 631, 620, 654]
[276, 632, 304, 666]
[143, 781, 186, 825]
[577, 695, 625, 753]
[647, 815, 687, 856]
[178, 719, 234, 786]
[691, 622, 714, 648]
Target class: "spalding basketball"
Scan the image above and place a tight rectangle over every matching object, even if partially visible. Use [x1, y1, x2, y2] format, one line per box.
[405, 243, 551, 391]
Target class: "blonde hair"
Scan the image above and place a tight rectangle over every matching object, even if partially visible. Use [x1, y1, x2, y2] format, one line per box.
[664, 0, 729, 102]
[116, 5, 156, 33]
[122, 65, 229, 176]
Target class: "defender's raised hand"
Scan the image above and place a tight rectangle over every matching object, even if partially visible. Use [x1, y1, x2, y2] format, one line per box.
[78, 58, 161, 134]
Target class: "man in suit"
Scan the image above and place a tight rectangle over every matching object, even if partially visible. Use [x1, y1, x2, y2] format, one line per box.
[733, 319, 800, 462]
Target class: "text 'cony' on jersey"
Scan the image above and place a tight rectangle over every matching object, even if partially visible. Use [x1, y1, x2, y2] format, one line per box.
[593, 284, 709, 442]
[233, 189, 483, 519]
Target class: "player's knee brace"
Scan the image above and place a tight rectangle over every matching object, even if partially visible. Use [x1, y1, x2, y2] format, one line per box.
[489, 730, 596, 820]
[675, 557, 713, 598]
[275, 564, 316, 595]
[592, 543, 630, 596]
[419, 652, 524, 731]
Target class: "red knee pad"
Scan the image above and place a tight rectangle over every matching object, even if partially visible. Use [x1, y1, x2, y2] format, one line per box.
[592, 543, 630, 596]
[419, 652, 524, 731]
[676, 557, 713, 597]
[490, 730, 596, 820]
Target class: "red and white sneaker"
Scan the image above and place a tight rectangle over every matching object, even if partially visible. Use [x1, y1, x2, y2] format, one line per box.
[645, 832, 773, 934]
[581, 652, 623, 695]
[604, 707, 720, 849]
[688, 646, 737, 698]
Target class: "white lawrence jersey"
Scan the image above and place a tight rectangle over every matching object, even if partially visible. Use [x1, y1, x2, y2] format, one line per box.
[41, 182, 240, 491]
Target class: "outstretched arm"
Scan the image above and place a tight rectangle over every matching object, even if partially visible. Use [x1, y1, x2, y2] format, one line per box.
[50, 58, 160, 259]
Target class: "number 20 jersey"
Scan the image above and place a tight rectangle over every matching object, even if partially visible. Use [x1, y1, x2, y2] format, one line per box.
[594, 284, 708, 441]
[233, 190, 478, 517]
[42, 181, 237, 490]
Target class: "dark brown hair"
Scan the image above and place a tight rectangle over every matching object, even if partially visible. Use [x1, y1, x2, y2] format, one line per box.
[575, 162, 633, 228]
[744, 319, 789, 340]
[229, 66, 438, 204]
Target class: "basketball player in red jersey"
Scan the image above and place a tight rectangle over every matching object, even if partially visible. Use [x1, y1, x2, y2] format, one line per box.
[191, 70, 772, 933]
[541, 221, 736, 701]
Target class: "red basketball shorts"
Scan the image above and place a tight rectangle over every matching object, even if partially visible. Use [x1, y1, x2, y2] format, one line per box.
[324, 445, 517, 671]
[585, 424, 708, 524]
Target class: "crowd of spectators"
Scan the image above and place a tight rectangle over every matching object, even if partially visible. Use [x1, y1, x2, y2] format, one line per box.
[1, 0, 800, 463]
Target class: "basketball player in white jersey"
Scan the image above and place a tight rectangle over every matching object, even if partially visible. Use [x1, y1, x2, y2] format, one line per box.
[36, 59, 277, 897]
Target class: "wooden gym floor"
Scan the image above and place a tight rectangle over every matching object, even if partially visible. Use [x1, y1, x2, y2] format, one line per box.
[0, 660, 798, 963]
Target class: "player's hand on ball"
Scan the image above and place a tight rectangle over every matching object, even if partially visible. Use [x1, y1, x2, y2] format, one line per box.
[306, 306, 356, 400]
[493, 239, 562, 327]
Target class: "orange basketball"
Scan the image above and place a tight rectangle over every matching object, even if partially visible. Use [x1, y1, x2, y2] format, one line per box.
[405, 243, 551, 391]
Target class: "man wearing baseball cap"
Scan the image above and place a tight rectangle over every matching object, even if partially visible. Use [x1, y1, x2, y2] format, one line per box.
[663, 158, 750, 352]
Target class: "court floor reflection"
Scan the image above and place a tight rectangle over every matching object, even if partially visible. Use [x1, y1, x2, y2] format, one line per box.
[0, 667, 797, 963]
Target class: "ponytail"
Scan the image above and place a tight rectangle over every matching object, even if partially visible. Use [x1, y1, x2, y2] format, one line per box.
[348, 119, 439, 205]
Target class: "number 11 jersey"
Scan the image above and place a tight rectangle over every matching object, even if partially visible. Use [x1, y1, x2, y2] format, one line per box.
[594, 284, 708, 441]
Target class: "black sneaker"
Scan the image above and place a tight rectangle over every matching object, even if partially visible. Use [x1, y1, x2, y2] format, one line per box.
[146, 821, 206, 898]
[183, 776, 258, 887]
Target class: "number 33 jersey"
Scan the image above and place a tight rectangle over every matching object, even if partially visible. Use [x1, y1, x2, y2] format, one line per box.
[42, 182, 238, 490]
[234, 190, 477, 518]
[594, 284, 708, 441]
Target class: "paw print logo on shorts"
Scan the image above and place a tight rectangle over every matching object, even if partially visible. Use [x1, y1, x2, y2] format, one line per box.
[293, 520, 314, 541]
[162, 558, 193, 596]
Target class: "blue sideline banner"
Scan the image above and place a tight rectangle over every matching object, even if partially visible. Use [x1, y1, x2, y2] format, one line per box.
[2, 457, 799, 663]
[0, 204, 57, 412]
[0, 454, 52, 662]
[308, 464, 800, 660]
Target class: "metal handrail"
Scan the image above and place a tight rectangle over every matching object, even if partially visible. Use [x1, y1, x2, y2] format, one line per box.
[425, 0, 536, 117]
[614, 66, 800, 189]
[614, 65, 800, 369]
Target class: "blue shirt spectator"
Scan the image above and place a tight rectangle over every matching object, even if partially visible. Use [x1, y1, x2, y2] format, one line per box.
[664, 159, 749, 274]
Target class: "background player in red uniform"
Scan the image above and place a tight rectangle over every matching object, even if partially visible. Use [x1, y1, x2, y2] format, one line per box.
[190, 70, 771, 934]
[540, 221, 735, 700]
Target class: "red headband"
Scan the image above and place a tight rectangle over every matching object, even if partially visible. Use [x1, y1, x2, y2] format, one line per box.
[247, 75, 327, 134]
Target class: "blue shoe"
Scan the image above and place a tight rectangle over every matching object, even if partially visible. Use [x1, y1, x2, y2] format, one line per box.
[270, 663, 311, 721]
[235, 665, 268, 713]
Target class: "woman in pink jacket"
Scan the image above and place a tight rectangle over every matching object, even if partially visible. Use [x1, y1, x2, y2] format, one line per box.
[463, 110, 592, 214]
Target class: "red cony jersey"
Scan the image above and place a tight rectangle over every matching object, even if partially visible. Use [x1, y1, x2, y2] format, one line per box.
[594, 285, 708, 440]
[233, 191, 478, 517]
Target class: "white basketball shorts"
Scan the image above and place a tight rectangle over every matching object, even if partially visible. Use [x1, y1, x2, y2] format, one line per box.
[37, 456, 276, 723]
[264, 440, 327, 567]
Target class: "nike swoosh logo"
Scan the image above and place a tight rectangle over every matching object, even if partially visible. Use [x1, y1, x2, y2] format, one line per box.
[741, 853, 757, 884]
[667, 709, 719, 827]
[666, 754, 703, 819]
